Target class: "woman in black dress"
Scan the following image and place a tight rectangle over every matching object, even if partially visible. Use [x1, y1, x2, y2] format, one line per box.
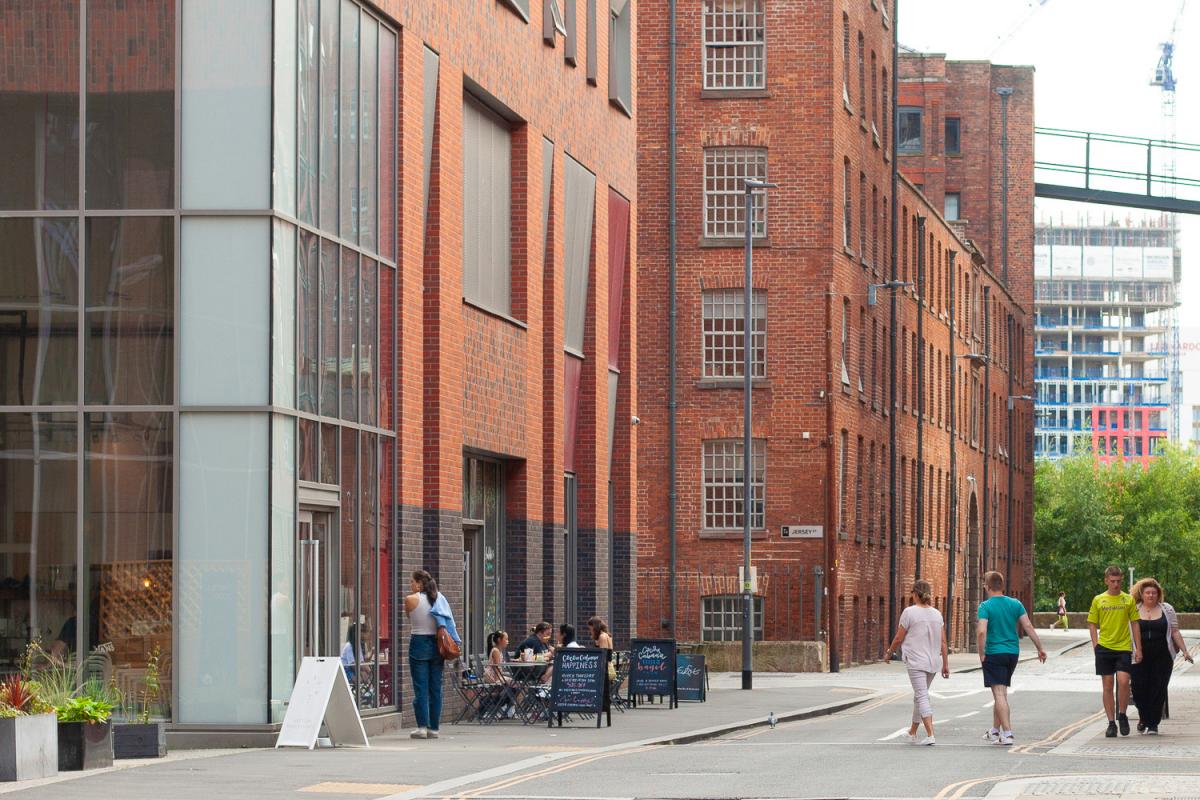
[1131, 578, 1193, 734]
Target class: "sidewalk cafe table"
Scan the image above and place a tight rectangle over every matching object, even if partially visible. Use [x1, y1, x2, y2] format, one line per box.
[500, 661, 551, 724]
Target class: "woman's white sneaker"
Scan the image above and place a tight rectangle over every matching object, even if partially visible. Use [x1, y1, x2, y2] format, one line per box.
[920, 736, 936, 746]
[410, 727, 428, 739]
[997, 732, 1014, 746]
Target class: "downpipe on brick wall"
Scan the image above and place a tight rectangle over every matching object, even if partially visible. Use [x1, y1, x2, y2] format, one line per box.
[887, 0, 900, 643]
[947, 250, 958, 643]
[825, 285, 839, 672]
[667, 0, 678, 636]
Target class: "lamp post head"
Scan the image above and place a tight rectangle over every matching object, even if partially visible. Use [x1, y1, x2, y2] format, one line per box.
[744, 180, 778, 192]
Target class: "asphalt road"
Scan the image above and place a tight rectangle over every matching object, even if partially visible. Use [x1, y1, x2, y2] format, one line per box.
[436, 633, 1200, 800]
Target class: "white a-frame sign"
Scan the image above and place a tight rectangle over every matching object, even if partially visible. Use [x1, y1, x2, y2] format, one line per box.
[275, 657, 370, 749]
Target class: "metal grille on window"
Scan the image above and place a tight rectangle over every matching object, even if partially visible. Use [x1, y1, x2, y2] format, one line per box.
[705, 148, 768, 239]
[703, 439, 766, 530]
[702, 595, 764, 642]
[702, 289, 766, 379]
[703, 0, 765, 91]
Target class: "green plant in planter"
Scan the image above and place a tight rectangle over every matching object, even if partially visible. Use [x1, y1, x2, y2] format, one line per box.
[55, 696, 113, 724]
[0, 674, 53, 717]
[137, 647, 162, 724]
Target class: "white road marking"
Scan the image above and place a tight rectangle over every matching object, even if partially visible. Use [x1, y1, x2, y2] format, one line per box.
[956, 711, 981, 719]
[878, 727, 912, 741]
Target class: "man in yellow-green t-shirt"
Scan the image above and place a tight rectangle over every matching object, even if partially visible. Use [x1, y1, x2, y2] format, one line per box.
[1087, 565, 1142, 738]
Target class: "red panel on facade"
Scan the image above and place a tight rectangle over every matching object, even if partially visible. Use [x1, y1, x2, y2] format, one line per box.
[564, 354, 582, 473]
[607, 190, 630, 370]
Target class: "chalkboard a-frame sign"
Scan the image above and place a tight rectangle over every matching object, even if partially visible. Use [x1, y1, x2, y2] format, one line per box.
[548, 647, 611, 728]
[676, 653, 707, 703]
[627, 638, 677, 709]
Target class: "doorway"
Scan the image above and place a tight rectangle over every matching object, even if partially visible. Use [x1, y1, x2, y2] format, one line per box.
[463, 456, 503, 659]
[297, 508, 336, 664]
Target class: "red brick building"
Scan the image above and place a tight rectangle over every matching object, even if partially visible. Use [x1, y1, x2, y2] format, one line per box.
[635, 1, 1033, 665]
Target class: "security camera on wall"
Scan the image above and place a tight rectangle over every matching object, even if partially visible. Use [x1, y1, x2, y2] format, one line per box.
[631, 416, 641, 426]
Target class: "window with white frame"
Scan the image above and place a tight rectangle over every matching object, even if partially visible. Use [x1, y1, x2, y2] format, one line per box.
[702, 289, 765, 379]
[703, 0, 766, 91]
[944, 192, 960, 221]
[702, 438, 766, 530]
[704, 147, 767, 239]
[702, 595, 764, 641]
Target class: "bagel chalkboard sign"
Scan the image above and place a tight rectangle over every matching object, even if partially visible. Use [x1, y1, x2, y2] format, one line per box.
[627, 638, 677, 709]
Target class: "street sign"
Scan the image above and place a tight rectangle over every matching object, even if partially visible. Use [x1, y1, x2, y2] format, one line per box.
[275, 657, 369, 749]
[782, 525, 823, 539]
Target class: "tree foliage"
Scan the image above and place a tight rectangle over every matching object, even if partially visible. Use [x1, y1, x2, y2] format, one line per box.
[1035, 445, 1200, 612]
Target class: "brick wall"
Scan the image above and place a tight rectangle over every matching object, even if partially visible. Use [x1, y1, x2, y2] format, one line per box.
[638, 2, 1034, 665]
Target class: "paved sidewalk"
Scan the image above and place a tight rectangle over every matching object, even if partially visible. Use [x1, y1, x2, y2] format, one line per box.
[0, 683, 873, 799]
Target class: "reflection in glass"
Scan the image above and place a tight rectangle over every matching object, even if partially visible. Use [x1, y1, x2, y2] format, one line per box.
[378, 436, 394, 705]
[83, 412, 172, 719]
[0, 219, 79, 405]
[378, 265, 394, 432]
[319, 0, 340, 233]
[359, 261, 377, 425]
[298, 0, 320, 225]
[272, 221, 296, 408]
[298, 418, 317, 482]
[339, 427, 357, 695]
[0, 0, 79, 210]
[86, 0, 175, 209]
[359, 20, 377, 254]
[298, 232, 319, 414]
[378, 28, 397, 261]
[340, 0, 360, 242]
[358, 433, 377, 707]
[320, 422, 338, 485]
[85, 217, 174, 405]
[320, 240, 339, 417]
[0, 414, 78, 671]
[340, 249, 358, 422]
[482, 461, 499, 635]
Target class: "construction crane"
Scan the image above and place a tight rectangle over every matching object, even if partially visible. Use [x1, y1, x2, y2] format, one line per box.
[1150, 0, 1186, 442]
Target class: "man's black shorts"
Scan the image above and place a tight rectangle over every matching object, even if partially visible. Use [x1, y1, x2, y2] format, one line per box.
[1094, 645, 1133, 676]
[982, 652, 1019, 687]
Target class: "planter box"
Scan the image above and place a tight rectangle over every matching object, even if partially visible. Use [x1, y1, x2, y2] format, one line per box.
[0, 713, 58, 781]
[57, 721, 113, 771]
[113, 723, 166, 759]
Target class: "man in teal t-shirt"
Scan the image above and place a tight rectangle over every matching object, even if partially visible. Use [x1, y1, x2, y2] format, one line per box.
[977, 570, 1047, 746]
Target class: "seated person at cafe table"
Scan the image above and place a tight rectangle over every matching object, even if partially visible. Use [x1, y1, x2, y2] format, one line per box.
[518, 622, 554, 658]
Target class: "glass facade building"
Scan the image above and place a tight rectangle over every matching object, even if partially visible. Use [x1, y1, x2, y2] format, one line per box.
[1, 0, 397, 724]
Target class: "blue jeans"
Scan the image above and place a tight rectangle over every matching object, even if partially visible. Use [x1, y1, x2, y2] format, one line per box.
[409, 634, 444, 730]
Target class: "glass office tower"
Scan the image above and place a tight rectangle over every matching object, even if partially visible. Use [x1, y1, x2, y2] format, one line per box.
[0, 0, 398, 726]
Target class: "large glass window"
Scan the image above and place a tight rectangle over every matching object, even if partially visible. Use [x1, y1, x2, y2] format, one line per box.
[0, 414, 78, 671]
[84, 411, 173, 718]
[0, 0, 79, 211]
[87, 0, 175, 209]
[0, 219, 80, 405]
[85, 217, 174, 406]
[703, 0, 766, 91]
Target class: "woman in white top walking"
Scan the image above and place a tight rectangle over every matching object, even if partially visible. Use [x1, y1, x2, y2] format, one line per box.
[884, 579, 950, 745]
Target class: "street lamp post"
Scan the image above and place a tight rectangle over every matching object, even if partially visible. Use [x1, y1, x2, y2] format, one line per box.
[742, 179, 775, 691]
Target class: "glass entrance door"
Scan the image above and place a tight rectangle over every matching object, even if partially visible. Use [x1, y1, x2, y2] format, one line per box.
[462, 525, 482, 658]
[297, 509, 334, 663]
